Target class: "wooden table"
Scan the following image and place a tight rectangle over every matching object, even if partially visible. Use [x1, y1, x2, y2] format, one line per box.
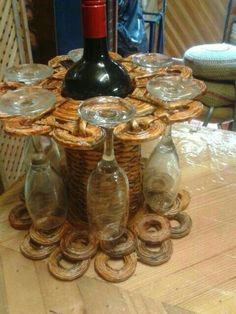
[0, 123, 236, 314]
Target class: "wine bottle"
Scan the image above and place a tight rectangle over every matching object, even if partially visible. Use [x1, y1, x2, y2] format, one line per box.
[62, 0, 133, 100]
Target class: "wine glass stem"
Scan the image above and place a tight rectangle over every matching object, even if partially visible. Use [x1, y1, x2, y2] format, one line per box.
[103, 128, 115, 161]
[32, 135, 43, 153]
[164, 125, 172, 138]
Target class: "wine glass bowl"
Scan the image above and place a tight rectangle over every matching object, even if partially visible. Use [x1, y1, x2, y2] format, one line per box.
[4, 64, 54, 85]
[132, 53, 173, 72]
[146, 74, 202, 102]
[79, 96, 136, 128]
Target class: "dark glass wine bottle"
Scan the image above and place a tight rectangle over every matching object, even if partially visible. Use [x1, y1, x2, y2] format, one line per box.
[62, 0, 133, 100]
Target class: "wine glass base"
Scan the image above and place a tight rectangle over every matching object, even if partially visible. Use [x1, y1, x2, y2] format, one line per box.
[146, 75, 203, 102]
[4, 63, 53, 84]
[0, 87, 56, 117]
[78, 96, 136, 128]
[132, 53, 173, 72]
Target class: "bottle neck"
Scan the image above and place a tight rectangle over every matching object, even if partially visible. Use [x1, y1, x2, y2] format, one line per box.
[83, 38, 109, 60]
[82, 1, 109, 60]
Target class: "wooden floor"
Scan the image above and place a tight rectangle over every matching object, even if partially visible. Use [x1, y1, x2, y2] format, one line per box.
[0, 123, 236, 314]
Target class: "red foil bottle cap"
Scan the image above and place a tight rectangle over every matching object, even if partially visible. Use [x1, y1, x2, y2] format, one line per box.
[82, 0, 107, 38]
[83, 0, 105, 4]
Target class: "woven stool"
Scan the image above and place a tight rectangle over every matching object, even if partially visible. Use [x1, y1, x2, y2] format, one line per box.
[184, 43, 236, 128]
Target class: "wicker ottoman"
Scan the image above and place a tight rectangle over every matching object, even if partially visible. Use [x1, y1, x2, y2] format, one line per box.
[184, 43, 236, 126]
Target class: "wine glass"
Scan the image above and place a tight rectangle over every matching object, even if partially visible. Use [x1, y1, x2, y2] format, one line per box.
[1, 63, 60, 199]
[143, 72, 202, 213]
[78, 96, 136, 242]
[68, 48, 84, 62]
[2, 63, 58, 160]
[142, 124, 181, 213]
[4, 63, 54, 84]
[146, 73, 202, 102]
[132, 53, 173, 73]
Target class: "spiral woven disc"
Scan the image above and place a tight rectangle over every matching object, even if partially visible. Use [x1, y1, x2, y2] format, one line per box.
[4, 116, 52, 136]
[0, 82, 24, 95]
[48, 247, 90, 281]
[114, 116, 165, 144]
[39, 77, 63, 92]
[134, 214, 170, 244]
[95, 251, 137, 283]
[52, 69, 67, 80]
[169, 212, 192, 239]
[136, 238, 173, 266]
[8, 203, 32, 230]
[153, 100, 204, 123]
[60, 229, 98, 261]
[20, 234, 57, 260]
[52, 98, 80, 121]
[51, 124, 105, 150]
[162, 190, 191, 217]
[126, 97, 155, 117]
[48, 55, 69, 71]
[29, 223, 69, 246]
[100, 229, 135, 258]
[133, 64, 193, 88]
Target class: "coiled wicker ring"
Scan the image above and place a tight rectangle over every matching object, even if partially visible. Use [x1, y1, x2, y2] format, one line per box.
[169, 212, 192, 239]
[163, 190, 191, 217]
[136, 238, 173, 266]
[134, 214, 170, 244]
[95, 252, 137, 283]
[20, 234, 57, 260]
[60, 229, 98, 261]
[29, 223, 68, 246]
[4, 116, 52, 136]
[114, 116, 165, 144]
[100, 229, 135, 258]
[8, 203, 32, 230]
[48, 247, 90, 281]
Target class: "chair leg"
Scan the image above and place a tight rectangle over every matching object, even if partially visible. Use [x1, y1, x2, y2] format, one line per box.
[203, 107, 215, 127]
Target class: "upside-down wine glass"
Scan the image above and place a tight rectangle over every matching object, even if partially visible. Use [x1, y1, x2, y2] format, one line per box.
[143, 73, 202, 213]
[2, 63, 60, 170]
[132, 52, 173, 73]
[78, 96, 136, 242]
[1, 64, 60, 202]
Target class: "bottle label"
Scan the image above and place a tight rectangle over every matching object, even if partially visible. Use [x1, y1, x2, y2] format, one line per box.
[82, 0, 107, 38]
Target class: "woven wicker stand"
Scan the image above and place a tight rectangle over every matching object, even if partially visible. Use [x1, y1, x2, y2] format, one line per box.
[2, 54, 206, 282]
